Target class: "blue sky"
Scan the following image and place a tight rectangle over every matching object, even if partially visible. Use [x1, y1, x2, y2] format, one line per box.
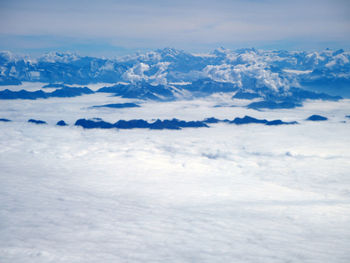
[0, 0, 349, 56]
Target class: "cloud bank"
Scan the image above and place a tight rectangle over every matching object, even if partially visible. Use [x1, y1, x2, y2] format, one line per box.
[0, 95, 350, 262]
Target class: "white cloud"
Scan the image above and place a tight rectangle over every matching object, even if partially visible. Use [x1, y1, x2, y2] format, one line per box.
[1, 84, 350, 262]
[203, 55, 292, 92]
[0, 93, 350, 262]
[122, 62, 150, 83]
[121, 62, 170, 85]
[148, 62, 170, 85]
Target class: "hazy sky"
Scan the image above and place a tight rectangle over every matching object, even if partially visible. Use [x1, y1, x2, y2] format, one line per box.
[0, 0, 349, 56]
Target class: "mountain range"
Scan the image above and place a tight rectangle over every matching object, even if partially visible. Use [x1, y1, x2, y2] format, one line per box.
[1, 48, 349, 107]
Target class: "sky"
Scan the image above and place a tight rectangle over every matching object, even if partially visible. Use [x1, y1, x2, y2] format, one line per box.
[0, 0, 349, 57]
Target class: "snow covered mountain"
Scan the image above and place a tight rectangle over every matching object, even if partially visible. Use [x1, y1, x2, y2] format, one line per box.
[0, 48, 349, 103]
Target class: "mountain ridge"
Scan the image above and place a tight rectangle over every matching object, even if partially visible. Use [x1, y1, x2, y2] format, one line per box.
[1, 48, 349, 105]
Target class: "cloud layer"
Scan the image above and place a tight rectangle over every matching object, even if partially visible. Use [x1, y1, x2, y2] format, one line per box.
[0, 93, 350, 262]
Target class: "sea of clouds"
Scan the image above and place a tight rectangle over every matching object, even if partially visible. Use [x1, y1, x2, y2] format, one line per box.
[0, 82, 350, 262]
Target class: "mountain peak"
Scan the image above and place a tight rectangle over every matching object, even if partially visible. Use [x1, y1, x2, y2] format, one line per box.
[213, 47, 230, 56]
[156, 47, 184, 57]
[39, 51, 80, 63]
[0, 51, 16, 62]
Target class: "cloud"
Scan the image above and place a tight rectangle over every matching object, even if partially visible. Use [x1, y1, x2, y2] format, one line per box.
[203, 53, 293, 92]
[122, 62, 170, 84]
[122, 63, 150, 83]
[0, 88, 350, 262]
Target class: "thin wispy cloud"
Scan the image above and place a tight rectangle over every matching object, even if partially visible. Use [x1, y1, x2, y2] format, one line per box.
[0, 0, 349, 55]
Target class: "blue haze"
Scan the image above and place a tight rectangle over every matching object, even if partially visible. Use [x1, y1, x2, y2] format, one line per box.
[0, 0, 349, 56]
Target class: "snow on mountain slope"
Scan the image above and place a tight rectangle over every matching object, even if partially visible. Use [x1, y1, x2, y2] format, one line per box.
[1, 48, 349, 98]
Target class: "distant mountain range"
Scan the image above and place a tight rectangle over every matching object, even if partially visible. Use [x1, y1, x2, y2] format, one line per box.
[0, 48, 349, 106]
[2, 113, 343, 129]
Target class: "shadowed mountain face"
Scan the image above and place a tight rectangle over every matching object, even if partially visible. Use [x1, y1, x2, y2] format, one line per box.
[246, 88, 342, 110]
[56, 120, 68, 126]
[233, 90, 261, 100]
[182, 78, 238, 94]
[0, 116, 300, 129]
[0, 87, 94, 100]
[247, 100, 302, 110]
[97, 81, 176, 101]
[306, 115, 328, 121]
[91, 103, 140, 109]
[0, 115, 309, 130]
[231, 116, 268, 125]
[230, 116, 297, 125]
[75, 118, 209, 130]
[28, 119, 47, 124]
[73, 116, 298, 130]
